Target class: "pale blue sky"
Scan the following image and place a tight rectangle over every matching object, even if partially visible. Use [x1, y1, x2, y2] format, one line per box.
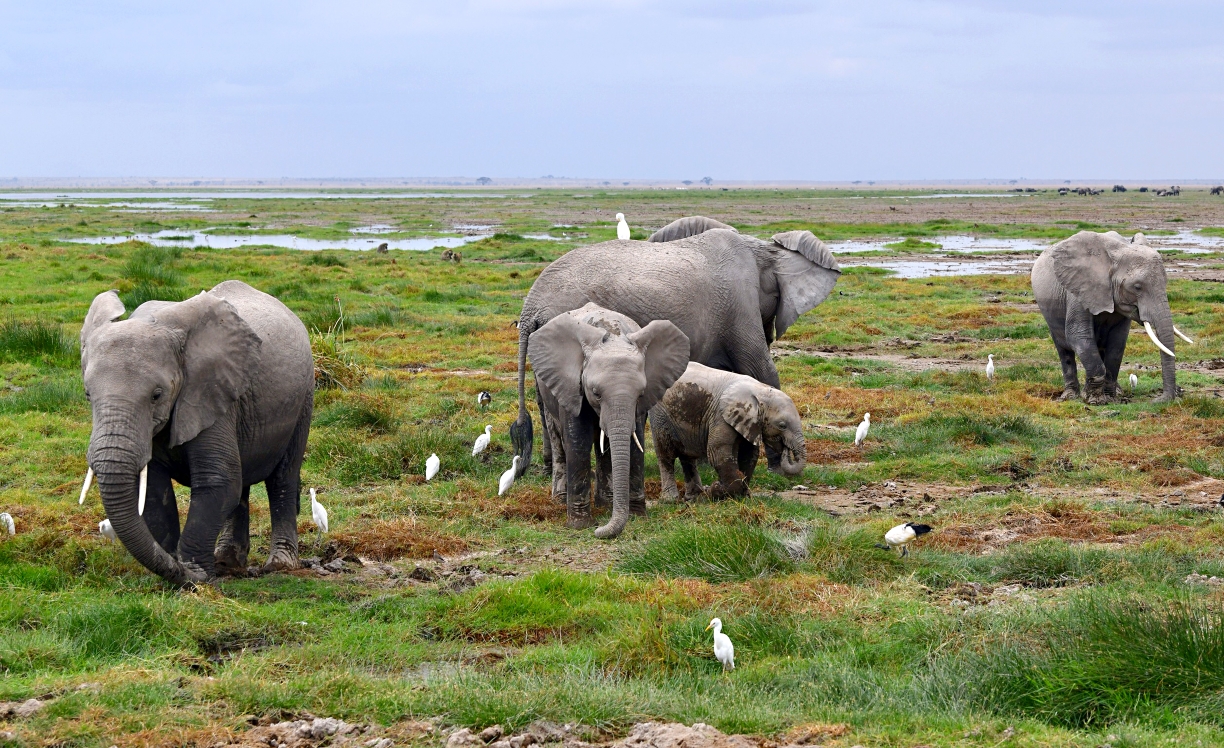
[1, 1, 1221, 180]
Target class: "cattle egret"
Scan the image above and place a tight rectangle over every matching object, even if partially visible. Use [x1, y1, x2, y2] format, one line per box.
[426, 453, 440, 481]
[616, 213, 630, 241]
[99, 519, 117, 542]
[499, 456, 521, 496]
[478, 390, 492, 408]
[1130, 373, 1138, 390]
[986, 354, 995, 381]
[79, 467, 93, 504]
[879, 522, 933, 557]
[705, 618, 735, 671]
[855, 413, 871, 446]
[473, 425, 492, 456]
[0, 512, 13, 536]
[310, 488, 328, 534]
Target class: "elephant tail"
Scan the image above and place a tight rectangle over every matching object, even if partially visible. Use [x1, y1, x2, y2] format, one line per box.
[510, 318, 533, 476]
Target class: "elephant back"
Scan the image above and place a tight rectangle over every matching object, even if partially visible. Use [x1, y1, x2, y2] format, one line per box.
[648, 216, 737, 243]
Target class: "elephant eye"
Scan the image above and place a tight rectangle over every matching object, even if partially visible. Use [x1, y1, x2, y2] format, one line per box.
[152, 388, 163, 402]
[84, 390, 91, 401]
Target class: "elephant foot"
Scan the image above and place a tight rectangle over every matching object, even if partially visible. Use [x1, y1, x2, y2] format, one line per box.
[175, 559, 212, 587]
[264, 541, 300, 573]
[1153, 391, 1180, 403]
[566, 514, 598, 530]
[710, 478, 749, 500]
[659, 488, 682, 504]
[214, 544, 249, 576]
[1057, 388, 1081, 402]
[1084, 392, 1109, 406]
[630, 500, 647, 517]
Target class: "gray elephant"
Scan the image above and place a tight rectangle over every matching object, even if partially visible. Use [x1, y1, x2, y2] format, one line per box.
[80, 280, 314, 585]
[512, 215, 839, 474]
[1031, 231, 1192, 404]
[650, 363, 807, 501]
[529, 303, 689, 538]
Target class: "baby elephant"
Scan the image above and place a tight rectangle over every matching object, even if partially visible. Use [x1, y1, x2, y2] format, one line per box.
[650, 363, 806, 500]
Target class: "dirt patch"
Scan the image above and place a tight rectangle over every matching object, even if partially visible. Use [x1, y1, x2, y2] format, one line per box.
[330, 518, 468, 561]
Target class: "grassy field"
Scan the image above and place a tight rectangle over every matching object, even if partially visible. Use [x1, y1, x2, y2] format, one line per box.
[4, 188, 1224, 747]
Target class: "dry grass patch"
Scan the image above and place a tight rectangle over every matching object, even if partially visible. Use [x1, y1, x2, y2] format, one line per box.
[453, 483, 566, 522]
[330, 517, 467, 560]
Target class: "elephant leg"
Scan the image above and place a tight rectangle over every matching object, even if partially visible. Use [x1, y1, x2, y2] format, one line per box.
[727, 326, 781, 389]
[263, 397, 311, 572]
[141, 461, 179, 554]
[654, 431, 681, 502]
[547, 411, 568, 504]
[707, 423, 748, 500]
[630, 417, 647, 517]
[1055, 344, 1081, 400]
[214, 485, 250, 575]
[564, 409, 597, 530]
[737, 439, 760, 488]
[594, 432, 613, 513]
[178, 425, 244, 580]
[1067, 308, 1109, 404]
[680, 457, 705, 500]
[1099, 321, 1130, 399]
[537, 388, 552, 475]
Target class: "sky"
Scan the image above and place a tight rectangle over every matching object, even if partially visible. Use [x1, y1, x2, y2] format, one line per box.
[1, 1, 1221, 181]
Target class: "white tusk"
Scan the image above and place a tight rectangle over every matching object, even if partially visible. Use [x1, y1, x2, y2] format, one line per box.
[79, 467, 93, 505]
[138, 465, 148, 516]
[1173, 325, 1195, 345]
[1144, 321, 1176, 358]
[633, 432, 644, 452]
[600, 429, 606, 454]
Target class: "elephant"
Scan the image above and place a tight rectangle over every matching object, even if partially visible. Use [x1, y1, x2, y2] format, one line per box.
[650, 363, 807, 501]
[80, 280, 314, 585]
[528, 303, 689, 538]
[512, 215, 840, 475]
[1031, 231, 1191, 404]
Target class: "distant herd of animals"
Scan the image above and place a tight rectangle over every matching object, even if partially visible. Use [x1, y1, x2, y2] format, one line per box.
[45, 213, 1197, 585]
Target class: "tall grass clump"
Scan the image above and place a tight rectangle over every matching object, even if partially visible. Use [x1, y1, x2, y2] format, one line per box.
[618, 525, 794, 582]
[121, 245, 186, 308]
[0, 377, 85, 414]
[0, 317, 77, 365]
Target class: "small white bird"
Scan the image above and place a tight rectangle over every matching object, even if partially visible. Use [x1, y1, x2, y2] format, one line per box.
[473, 425, 492, 456]
[855, 412, 871, 446]
[99, 518, 117, 542]
[879, 522, 933, 557]
[706, 618, 735, 671]
[1129, 372, 1138, 390]
[499, 455, 521, 496]
[477, 390, 492, 409]
[426, 453, 440, 481]
[310, 488, 328, 534]
[985, 354, 995, 381]
[0, 512, 13, 536]
[616, 212, 630, 241]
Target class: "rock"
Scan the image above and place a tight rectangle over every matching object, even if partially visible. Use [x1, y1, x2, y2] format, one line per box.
[301, 557, 322, 569]
[621, 722, 758, 748]
[365, 739, 394, 748]
[408, 566, 437, 582]
[323, 558, 346, 573]
[489, 741, 512, 748]
[1185, 573, 1224, 586]
[14, 699, 46, 718]
[509, 736, 538, 748]
[449, 728, 483, 748]
[480, 726, 505, 742]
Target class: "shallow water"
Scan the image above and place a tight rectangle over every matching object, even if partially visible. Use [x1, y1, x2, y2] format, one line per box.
[67, 229, 486, 251]
[0, 191, 514, 201]
[844, 257, 1033, 278]
[1147, 230, 1224, 253]
[828, 235, 1049, 253]
[2, 200, 217, 211]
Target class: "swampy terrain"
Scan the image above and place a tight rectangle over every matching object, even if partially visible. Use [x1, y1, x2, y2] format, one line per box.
[5, 186, 1224, 747]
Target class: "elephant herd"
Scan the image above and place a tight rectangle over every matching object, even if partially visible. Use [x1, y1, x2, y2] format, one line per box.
[75, 217, 1186, 586]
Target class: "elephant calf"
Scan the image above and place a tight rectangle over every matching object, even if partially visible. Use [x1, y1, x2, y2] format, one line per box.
[650, 363, 806, 501]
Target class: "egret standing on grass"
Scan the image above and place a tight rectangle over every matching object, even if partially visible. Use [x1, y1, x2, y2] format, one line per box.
[310, 488, 328, 534]
[616, 213, 630, 241]
[986, 354, 995, 381]
[425, 453, 440, 481]
[855, 413, 871, 446]
[499, 456, 521, 496]
[473, 425, 492, 456]
[878, 522, 933, 557]
[0, 512, 13, 536]
[99, 519, 117, 542]
[1130, 372, 1139, 390]
[706, 618, 735, 671]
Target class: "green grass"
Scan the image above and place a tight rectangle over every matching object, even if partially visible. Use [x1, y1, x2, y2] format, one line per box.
[618, 525, 796, 582]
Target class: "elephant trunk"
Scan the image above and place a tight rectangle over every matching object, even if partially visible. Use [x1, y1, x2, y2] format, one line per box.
[594, 399, 634, 539]
[88, 415, 190, 586]
[777, 434, 807, 476]
[1139, 302, 1178, 401]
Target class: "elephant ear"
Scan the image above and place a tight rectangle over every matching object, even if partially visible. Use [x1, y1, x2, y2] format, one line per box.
[1050, 231, 1117, 315]
[528, 314, 606, 418]
[150, 292, 262, 447]
[627, 320, 690, 413]
[647, 216, 737, 242]
[718, 380, 762, 444]
[770, 231, 841, 339]
[1132, 232, 1149, 245]
[80, 291, 126, 370]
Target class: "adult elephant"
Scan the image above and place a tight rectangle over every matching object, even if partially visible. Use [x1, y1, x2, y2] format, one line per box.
[511, 216, 840, 473]
[1031, 231, 1192, 403]
[80, 280, 314, 585]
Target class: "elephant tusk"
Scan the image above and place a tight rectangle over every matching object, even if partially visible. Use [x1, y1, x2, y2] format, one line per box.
[79, 467, 93, 505]
[1144, 321, 1176, 358]
[600, 430, 606, 454]
[1173, 325, 1195, 345]
[138, 464, 148, 516]
[632, 432, 644, 452]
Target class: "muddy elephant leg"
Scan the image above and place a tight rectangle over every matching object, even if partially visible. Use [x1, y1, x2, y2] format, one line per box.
[214, 485, 250, 575]
[630, 416, 647, 517]
[1099, 321, 1130, 399]
[141, 461, 179, 554]
[177, 425, 244, 580]
[680, 457, 704, 500]
[564, 407, 597, 530]
[1055, 344, 1081, 400]
[537, 388, 552, 476]
[546, 405, 568, 504]
[737, 439, 760, 488]
[654, 428, 681, 502]
[707, 423, 749, 500]
[263, 398, 310, 572]
[1067, 307, 1109, 404]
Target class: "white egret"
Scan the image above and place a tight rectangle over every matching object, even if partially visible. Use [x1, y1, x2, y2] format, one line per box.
[426, 453, 440, 481]
[310, 488, 329, 534]
[99, 519, 117, 542]
[879, 522, 933, 557]
[1129, 372, 1138, 390]
[473, 425, 492, 456]
[477, 390, 492, 409]
[985, 354, 995, 381]
[705, 618, 735, 671]
[499, 456, 521, 496]
[79, 467, 94, 504]
[616, 213, 630, 241]
[855, 413, 871, 446]
[0, 512, 13, 536]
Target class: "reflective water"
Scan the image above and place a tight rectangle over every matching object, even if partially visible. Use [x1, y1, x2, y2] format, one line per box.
[846, 258, 1033, 278]
[0, 191, 515, 201]
[828, 235, 1049, 253]
[2, 200, 217, 211]
[1147, 230, 1224, 253]
[67, 229, 486, 251]
[350, 225, 397, 234]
